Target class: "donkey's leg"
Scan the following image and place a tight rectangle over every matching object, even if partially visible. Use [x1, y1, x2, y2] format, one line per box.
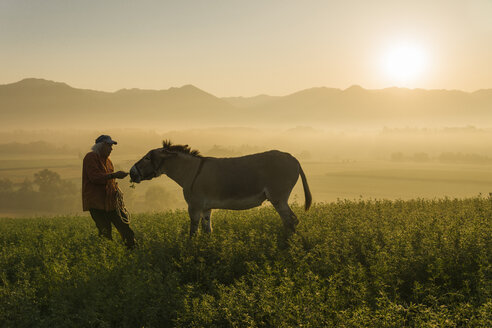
[188, 205, 202, 236]
[201, 209, 212, 233]
[271, 200, 299, 233]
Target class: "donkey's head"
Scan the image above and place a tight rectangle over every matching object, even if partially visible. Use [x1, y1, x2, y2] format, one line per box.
[129, 148, 176, 183]
[130, 140, 202, 183]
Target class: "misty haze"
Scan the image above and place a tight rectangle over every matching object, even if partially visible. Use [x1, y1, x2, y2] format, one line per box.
[1, 79, 492, 217]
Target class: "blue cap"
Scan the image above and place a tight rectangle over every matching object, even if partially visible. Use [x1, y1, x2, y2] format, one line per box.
[95, 135, 117, 145]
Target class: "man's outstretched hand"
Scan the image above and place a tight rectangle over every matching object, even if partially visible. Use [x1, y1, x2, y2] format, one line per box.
[113, 171, 129, 179]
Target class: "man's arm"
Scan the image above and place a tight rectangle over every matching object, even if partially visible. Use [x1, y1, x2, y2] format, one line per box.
[83, 154, 114, 184]
[111, 171, 129, 179]
[106, 158, 129, 179]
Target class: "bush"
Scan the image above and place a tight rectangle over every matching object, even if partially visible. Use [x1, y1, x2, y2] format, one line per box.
[0, 198, 490, 327]
[0, 170, 78, 213]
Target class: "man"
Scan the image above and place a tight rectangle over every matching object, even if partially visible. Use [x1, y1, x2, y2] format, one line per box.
[82, 135, 136, 248]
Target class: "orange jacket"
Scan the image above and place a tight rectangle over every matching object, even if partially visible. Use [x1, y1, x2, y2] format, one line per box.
[82, 152, 118, 211]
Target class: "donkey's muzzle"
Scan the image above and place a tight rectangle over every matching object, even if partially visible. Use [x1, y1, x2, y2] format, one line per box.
[129, 166, 141, 183]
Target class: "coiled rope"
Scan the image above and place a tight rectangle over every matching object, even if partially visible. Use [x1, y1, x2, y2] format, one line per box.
[115, 187, 131, 223]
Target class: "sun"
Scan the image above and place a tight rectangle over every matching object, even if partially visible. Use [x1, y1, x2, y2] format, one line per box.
[382, 42, 428, 87]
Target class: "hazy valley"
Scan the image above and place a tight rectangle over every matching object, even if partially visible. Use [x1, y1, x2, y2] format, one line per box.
[2, 78, 492, 129]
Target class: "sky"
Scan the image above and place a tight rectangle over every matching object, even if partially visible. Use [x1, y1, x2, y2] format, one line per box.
[1, 0, 491, 97]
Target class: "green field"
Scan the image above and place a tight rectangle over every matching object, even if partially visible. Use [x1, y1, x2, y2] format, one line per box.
[1, 199, 491, 327]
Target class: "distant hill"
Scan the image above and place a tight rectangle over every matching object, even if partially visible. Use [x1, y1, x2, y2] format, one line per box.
[0, 78, 235, 127]
[221, 94, 280, 108]
[1, 78, 492, 128]
[223, 85, 492, 126]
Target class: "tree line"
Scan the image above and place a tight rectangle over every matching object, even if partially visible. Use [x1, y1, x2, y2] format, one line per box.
[391, 151, 492, 164]
[0, 169, 181, 214]
[0, 169, 79, 213]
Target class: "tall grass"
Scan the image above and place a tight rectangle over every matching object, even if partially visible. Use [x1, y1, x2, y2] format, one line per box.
[0, 198, 491, 327]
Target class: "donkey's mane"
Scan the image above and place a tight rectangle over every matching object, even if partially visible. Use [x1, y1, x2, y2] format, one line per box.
[162, 140, 202, 157]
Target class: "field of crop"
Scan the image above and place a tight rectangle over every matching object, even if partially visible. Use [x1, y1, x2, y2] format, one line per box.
[1, 198, 491, 327]
[3, 155, 492, 218]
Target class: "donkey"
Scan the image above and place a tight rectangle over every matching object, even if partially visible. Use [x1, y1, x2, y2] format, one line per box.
[129, 141, 312, 235]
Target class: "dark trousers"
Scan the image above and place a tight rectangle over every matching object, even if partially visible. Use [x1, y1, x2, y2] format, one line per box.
[89, 209, 136, 248]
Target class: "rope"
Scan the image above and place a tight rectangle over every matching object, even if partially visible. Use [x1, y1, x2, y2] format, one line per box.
[115, 187, 130, 223]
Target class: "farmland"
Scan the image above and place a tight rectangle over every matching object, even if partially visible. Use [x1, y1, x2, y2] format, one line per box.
[1, 199, 490, 327]
[3, 154, 492, 217]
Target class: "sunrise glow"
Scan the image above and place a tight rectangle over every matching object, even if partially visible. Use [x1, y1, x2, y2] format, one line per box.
[382, 42, 428, 87]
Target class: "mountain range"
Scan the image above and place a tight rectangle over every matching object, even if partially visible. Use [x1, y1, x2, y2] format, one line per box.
[1, 78, 491, 128]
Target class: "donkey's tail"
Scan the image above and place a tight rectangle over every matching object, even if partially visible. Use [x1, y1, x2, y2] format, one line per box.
[299, 165, 312, 211]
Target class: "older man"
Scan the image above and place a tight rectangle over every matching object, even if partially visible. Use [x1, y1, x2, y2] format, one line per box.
[82, 135, 136, 248]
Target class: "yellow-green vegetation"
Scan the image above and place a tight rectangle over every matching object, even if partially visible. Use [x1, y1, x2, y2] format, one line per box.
[1, 198, 491, 327]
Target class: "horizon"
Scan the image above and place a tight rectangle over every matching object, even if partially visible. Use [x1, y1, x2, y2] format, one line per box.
[1, 1, 491, 97]
[3, 77, 491, 97]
